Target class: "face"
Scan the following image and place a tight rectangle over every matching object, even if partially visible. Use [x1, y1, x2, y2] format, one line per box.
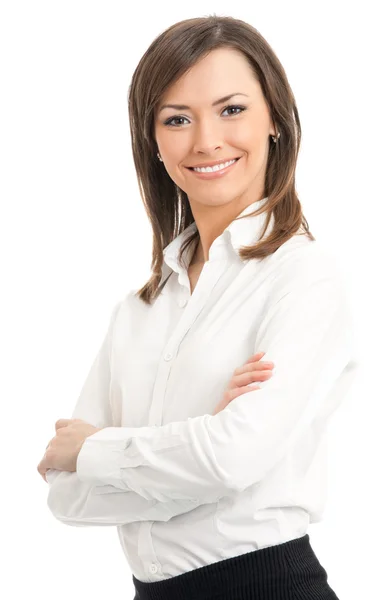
[154, 47, 276, 217]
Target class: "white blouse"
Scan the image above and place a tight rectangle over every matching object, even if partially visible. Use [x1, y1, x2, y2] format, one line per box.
[45, 196, 358, 583]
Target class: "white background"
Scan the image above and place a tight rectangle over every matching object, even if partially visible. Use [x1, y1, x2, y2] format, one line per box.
[1, 1, 372, 598]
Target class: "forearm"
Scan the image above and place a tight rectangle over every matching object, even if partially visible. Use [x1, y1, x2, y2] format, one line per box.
[46, 469, 202, 526]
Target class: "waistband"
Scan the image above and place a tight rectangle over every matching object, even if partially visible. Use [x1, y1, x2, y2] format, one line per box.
[132, 534, 339, 600]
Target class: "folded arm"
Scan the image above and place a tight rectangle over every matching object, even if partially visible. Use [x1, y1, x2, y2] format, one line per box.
[75, 268, 358, 501]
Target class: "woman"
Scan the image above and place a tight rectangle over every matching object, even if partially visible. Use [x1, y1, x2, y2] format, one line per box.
[40, 15, 357, 600]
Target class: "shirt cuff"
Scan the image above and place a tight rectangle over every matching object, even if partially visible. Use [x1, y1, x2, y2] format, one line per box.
[76, 427, 136, 490]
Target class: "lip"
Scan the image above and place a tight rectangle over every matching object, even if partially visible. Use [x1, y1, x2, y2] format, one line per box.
[186, 157, 241, 168]
[185, 157, 241, 180]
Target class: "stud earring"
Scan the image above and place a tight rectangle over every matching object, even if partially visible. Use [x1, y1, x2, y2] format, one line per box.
[157, 152, 163, 162]
[271, 132, 281, 143]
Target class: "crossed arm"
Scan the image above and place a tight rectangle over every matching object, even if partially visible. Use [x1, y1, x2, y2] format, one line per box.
[45, 272, 357, 527]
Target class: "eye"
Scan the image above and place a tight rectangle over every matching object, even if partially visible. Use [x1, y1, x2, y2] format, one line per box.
[164, 116, 189, 127]
[163, 104, 247, 128]
[221, 104, 247, 117]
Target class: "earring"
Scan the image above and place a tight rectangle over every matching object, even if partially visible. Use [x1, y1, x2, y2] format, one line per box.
[157, 152, 163, 162]
[271, 132, 281, 143]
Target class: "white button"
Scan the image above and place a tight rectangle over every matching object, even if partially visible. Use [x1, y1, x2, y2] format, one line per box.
[164, 352, 173, 361]
[149, 563, 158, 574]
[178, 297, 187, 308]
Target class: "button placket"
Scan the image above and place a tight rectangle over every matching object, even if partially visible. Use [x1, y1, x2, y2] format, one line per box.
[137, 257, 229, 579]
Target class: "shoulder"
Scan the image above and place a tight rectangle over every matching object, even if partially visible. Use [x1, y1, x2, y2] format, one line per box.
[109, 289, 138, 324]
[267, 235, 346, 302]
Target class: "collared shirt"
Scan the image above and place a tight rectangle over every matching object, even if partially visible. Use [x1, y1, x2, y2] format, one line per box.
[46, 196, 358, 583]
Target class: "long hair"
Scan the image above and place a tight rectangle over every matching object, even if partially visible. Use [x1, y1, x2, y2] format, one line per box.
[127, 15, 315, 305]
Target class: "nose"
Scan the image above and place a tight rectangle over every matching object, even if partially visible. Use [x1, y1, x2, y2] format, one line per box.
[192, 120, 224, 155]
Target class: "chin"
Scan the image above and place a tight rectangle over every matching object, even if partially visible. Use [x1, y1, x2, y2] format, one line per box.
[194, 195, 241, 207]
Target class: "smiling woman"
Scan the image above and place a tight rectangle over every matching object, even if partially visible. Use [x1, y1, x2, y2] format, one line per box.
[43, 13, 355, 600]
[153, 47, 281, 256]
[128, 17, 313, 305]
[120, 14, 349, 600]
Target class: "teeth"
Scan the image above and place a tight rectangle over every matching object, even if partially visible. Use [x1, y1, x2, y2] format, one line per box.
[192, 159, 237, 173]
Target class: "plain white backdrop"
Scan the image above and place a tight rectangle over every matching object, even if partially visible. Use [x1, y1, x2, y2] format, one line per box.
[1, 1, 372, 598]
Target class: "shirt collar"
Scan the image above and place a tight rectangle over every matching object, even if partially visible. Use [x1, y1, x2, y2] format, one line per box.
[163, 196, 273, 273]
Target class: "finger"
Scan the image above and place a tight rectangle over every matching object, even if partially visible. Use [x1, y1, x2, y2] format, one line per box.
[226, 374, 266, 391]
[37, 459, 47, 482]
[243, 385, 261, 392]
[224, 384, 261, 403]
[45, 436, 55, 450]
[234, 360, 273, 376]
[39, 445, 54, 470]
[243, 368, 273, 380]
[244, 352, 265, 364]
[55, 418, 74, 430]
[228, 368, 273, 389]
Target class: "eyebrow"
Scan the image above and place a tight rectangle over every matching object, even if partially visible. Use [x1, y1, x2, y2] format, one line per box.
[158, 93, 250, 113]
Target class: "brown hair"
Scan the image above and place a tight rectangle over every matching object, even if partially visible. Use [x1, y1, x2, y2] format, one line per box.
[127, 14, 315, 305]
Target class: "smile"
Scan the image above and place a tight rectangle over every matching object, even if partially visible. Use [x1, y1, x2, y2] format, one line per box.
[186, 157, 241, 179]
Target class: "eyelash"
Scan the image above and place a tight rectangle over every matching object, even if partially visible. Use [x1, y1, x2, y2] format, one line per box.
[163, 104, 247, 127]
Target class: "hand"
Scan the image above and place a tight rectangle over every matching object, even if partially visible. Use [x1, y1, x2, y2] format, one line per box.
[213, 352, 274, 415]
[37, 418, 102, 482]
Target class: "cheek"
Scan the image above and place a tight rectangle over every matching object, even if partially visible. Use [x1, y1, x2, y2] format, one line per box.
[164, 146, 189, 174]
[232, 130, 256, 150]
[162, 161, 188, 191]
[230, 117, 265, 148]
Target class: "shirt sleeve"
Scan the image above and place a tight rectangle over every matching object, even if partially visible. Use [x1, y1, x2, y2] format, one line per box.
[75, 267, 358, 502]
[45, 469, 200, 526]
[45, 298, 201, 526]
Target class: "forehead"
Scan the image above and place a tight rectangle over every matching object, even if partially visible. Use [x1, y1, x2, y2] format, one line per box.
[159, 48, 259, 103]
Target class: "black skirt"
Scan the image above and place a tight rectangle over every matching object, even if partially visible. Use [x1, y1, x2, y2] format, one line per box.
[132, 534, 340, 600]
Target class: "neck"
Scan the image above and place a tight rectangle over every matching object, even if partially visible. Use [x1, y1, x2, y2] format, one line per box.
[188, 192, 266, 264]
[190, 240, 205, 265]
